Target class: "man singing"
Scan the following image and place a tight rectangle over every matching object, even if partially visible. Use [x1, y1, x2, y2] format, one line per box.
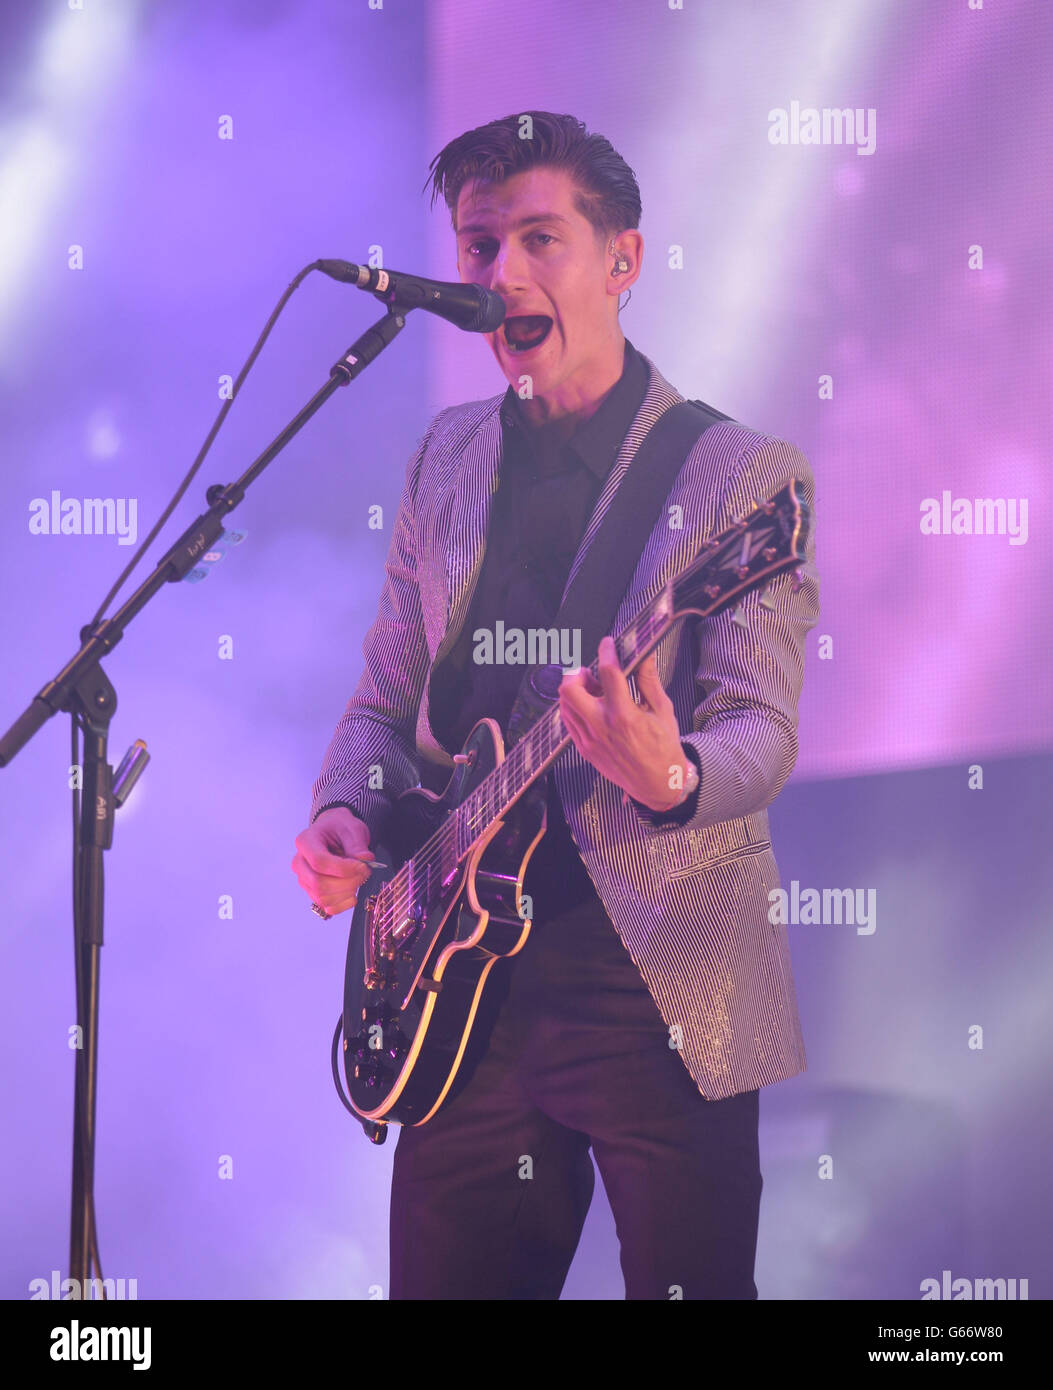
[291, 111, 819, 1300]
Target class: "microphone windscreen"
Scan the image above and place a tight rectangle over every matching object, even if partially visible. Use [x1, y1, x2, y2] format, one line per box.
[472, 289, 506, 334]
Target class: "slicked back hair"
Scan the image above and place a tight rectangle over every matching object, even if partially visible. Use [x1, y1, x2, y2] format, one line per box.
[425, 111, 641, 245]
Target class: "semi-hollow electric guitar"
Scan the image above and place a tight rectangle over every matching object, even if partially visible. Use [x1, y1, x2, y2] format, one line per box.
[338, 480, 810, 1141]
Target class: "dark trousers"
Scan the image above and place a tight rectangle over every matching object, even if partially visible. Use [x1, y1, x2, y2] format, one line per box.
[388, 874, 762, 1300]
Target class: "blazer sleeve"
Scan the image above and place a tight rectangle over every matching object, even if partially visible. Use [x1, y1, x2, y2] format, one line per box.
[309, 411, 448, 847]
[629, 433, 820, 837]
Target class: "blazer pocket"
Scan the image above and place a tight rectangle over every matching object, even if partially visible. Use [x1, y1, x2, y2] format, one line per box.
[662, 838, 772, 882]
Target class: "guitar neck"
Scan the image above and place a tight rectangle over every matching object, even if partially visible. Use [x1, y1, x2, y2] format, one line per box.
[453, 587, 676, 854]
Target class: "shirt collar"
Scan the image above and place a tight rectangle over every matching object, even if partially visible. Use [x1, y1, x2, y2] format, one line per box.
[498, 337, 651, 482]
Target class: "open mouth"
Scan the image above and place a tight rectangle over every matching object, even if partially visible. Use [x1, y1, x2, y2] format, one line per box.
[501, 315, 553, 353]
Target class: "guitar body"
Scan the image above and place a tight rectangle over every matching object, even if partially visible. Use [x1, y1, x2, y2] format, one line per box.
[342, 716, 547, 1128]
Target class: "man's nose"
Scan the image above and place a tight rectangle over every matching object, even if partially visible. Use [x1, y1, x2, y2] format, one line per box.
[489, 240, 529, 293]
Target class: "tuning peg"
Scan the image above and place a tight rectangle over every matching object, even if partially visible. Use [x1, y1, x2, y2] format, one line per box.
[731, 604, 748, 628]
[791, 568, 805, 592]
[759, 585, 777, 611]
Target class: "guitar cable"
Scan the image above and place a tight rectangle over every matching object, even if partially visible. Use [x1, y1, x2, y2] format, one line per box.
[332, 1014, 389, 1144]
[331, 1015, 357, 1116]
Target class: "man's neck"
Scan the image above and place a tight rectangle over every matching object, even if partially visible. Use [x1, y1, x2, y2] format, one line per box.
[514, 335, 627, 442]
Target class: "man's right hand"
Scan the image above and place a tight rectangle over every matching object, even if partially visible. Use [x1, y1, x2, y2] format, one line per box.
[291, 807, 375, 917]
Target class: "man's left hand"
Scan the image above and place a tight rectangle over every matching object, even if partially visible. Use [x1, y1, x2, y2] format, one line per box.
[558, 636, 688, 812]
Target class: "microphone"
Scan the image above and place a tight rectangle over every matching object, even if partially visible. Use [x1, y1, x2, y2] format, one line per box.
[315, 259, 505, 334]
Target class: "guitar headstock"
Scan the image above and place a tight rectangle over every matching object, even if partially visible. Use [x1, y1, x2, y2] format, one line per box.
[673, 479, 810, 619]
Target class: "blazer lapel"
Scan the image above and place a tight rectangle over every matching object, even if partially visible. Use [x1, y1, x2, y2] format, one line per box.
[431, 406, 503, 668]
[558, 353, 684, 606]
[419, 403, 502, 759]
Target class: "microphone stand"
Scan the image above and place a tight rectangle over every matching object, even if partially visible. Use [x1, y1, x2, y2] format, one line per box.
[0, 306, 407, 1295]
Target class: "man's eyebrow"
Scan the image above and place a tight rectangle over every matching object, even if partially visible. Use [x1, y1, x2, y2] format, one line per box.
[456, 212, 573, 237]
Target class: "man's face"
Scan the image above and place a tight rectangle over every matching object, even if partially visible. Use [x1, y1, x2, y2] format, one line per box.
[454, 166, 619, 400]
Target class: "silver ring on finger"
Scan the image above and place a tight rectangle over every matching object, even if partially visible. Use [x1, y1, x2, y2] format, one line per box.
[310, 901, 331, 919]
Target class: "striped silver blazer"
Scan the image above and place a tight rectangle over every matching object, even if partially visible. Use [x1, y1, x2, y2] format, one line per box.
[311, 350, 820, 1100]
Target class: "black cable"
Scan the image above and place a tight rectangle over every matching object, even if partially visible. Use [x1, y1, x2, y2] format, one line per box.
[89, 262, 320, 625]
[331, 1014, 359, 1116]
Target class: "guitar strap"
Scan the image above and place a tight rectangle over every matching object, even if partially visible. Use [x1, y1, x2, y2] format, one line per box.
[505, 396, 733, 748]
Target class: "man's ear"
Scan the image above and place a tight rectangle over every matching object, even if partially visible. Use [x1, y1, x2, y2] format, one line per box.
[611, 229, 644, 291]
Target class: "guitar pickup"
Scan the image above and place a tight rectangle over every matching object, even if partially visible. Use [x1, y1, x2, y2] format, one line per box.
[390, 903, 424, 944]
